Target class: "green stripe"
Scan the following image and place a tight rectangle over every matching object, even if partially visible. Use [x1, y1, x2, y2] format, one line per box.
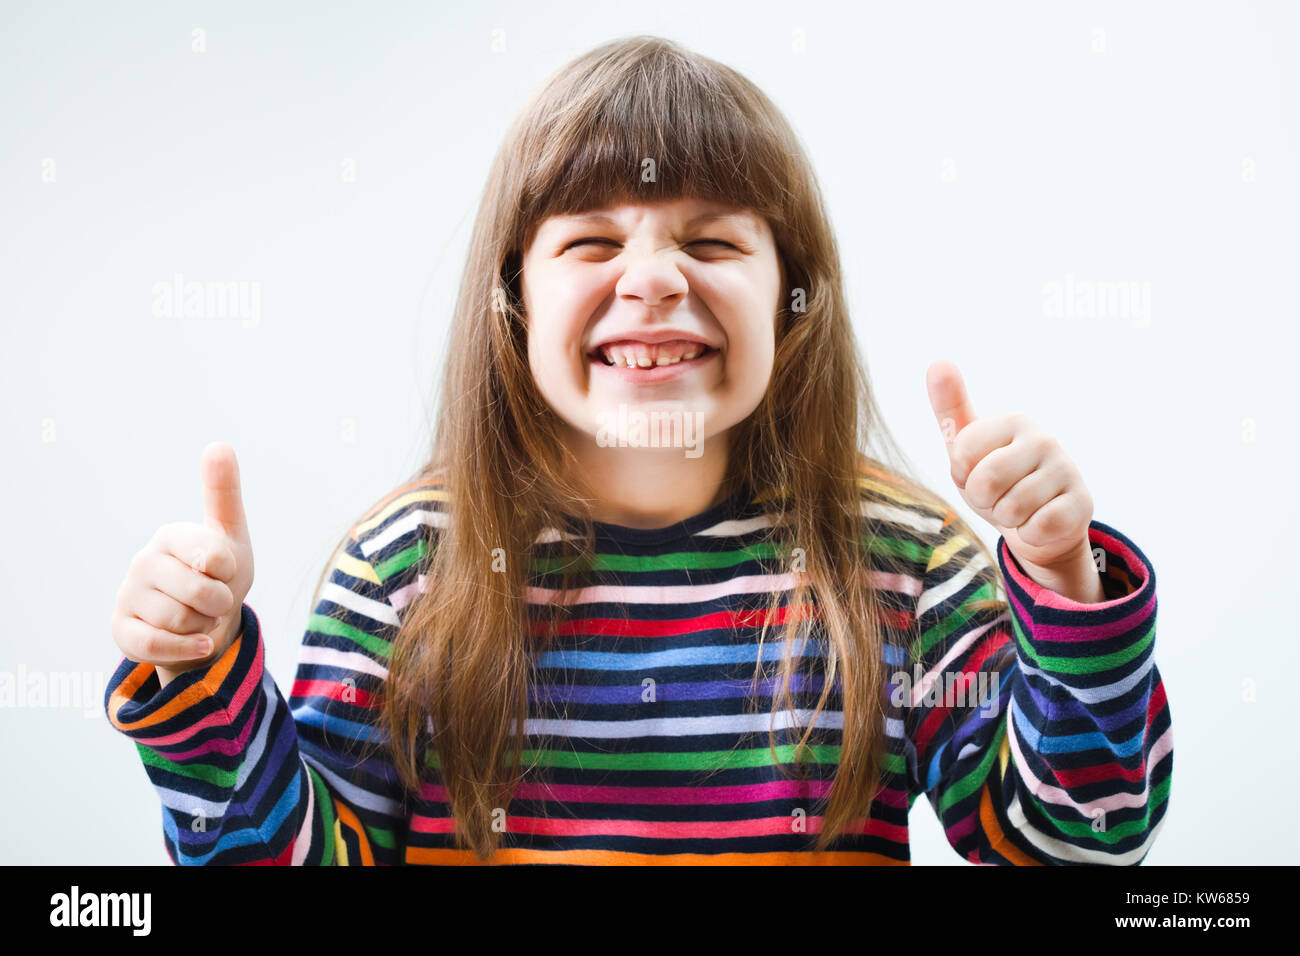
[304, 764, 336, 865]
[424, 744, 907, 777]
[528, 534, 933, 576]
[137, 742, 237, 788]
[938, 718, 1006, 814]
[1027, 772, 1172, 844]
[425, 743, 848, 772]
[530, 541, 785, 575]
[914, 579, 997, 661]
[865, 534, 931, 565]
[1010, 614, 1155, 675]
[372, 540, 426, 583]
[309, 613, 391, 659]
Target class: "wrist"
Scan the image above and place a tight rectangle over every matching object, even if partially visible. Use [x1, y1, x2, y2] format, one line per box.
[1016, 536, 1105, 604]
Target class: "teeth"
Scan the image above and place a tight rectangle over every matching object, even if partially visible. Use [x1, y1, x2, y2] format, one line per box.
[597, 340, 708, 367]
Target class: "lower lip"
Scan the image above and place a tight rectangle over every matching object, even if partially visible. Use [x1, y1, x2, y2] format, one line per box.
[589, 348, 720, 383]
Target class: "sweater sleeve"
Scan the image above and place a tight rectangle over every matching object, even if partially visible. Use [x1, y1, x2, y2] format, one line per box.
[902, 514, 1172, 865]
[103, 528, 410, 864]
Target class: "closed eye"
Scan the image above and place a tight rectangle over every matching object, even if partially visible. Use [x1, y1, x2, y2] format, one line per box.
[563, 238, 741, 251]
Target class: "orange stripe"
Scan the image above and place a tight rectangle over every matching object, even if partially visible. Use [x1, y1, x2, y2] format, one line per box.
[352, 473, 446, 532]
[859, 463, 896, 483]
[333, 800, 375, 865]
[107, 631, 246, 731]
[978, 781, 1042, 865]
[405, 846, 907, 866]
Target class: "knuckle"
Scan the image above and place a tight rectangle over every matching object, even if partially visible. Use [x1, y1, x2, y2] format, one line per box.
[171, 571, 196, 605]
[216, 582, 236, 613]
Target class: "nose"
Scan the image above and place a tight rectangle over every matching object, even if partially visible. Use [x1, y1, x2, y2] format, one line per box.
[613, 244, 690, 309]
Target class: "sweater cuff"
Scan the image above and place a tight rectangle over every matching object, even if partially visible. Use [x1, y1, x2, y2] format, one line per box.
[997, 520, 1157, 683]
[104, 603, 264, 748]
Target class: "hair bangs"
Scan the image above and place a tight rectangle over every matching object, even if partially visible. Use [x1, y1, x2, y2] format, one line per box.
[512, 44, 791, 251]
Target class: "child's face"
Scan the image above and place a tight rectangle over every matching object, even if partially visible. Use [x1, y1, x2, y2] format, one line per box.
[519, 197, 783, 452]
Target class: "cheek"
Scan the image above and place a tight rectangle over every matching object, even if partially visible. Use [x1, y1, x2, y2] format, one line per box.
[522, 286, 587, 379]
[716, 282, 777, 354]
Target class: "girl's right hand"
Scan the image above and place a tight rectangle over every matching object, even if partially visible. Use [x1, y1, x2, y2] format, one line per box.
[110, 442, 255, 690]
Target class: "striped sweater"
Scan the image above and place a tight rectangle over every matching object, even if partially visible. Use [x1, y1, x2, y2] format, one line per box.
[104, 468, 1171, 865]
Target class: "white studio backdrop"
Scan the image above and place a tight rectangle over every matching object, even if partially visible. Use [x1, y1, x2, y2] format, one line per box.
[1, 0, 1296, 865]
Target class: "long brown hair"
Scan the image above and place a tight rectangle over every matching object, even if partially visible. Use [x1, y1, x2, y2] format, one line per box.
[344, 35, 1007, 860]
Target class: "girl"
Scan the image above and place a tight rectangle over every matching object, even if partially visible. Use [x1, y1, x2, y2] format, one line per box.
[106, 35, 1170, 865]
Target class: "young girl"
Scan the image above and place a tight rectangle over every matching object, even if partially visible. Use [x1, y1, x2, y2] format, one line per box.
[105, 35, 1170, 865]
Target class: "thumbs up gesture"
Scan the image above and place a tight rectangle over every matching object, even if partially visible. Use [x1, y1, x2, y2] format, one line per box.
[110, 442, 256, 688]
[926, 360, 1102, 601]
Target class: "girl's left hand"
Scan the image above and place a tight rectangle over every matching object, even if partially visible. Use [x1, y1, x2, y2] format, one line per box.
[925, 359, 1097, 592]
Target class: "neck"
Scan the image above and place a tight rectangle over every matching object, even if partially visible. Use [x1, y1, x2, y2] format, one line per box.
[561, 422, 731, 529]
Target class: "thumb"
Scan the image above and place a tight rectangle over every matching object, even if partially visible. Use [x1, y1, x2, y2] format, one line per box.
[925, 359, 978, 446]
[201, 441, 249, 543]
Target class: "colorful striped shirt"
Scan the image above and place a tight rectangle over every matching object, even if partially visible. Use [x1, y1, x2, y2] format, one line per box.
[104, 468, 1171, 864]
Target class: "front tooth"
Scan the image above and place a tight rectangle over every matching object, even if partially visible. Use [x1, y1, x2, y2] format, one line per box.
[600, 341, 707, 367]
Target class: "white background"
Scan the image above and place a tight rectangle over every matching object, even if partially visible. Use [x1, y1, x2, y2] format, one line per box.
[2, 0, 1295, 865]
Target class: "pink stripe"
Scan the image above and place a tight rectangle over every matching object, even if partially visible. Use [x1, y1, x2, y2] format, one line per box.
[128, 612, 267, 754]
[410, 813, 908, 842]
[1002, 542, 1155, 644]
[945, 808, 978, 846]
[419, 777, 912, 808]
[1003, 528, 1149, 613]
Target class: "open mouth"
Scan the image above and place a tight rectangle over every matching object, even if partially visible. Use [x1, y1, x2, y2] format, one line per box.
[587, 343, 721, 368]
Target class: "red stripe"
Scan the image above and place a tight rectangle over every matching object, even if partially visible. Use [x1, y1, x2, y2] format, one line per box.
[530, 601, 819, 639]
[290, 678, 381, 708]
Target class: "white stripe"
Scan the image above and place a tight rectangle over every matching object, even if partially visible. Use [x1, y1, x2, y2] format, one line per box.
[299, 749, 404, 817]
[697, 513, 776, 537]
[526, 571, 802, 608]
[1016, 652, 1157, 705]
[911, 613, 1011, 707]
[297, 643, 389, 681]
[915, 549, 990, 620]
[291, 756, 316, 865]
[532, 511, 777, 544]
[360, 508, 445, 558]
[156, 787, 231, 818]
[516, 707, 843, 739]
[1007, 705, 1174, 817]
[232, 669, 279, 797]
[1005, 789, 1169, 864]
[319, 581, 400, 628]
[862, 500, 944, 536]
